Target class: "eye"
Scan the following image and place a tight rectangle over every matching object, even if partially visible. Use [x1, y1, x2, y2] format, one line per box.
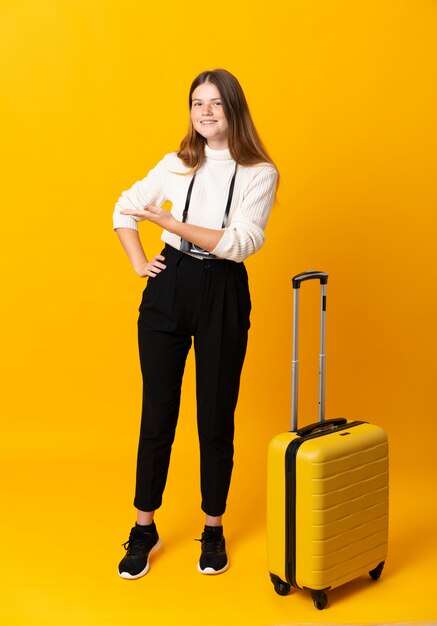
[213, 101, 222, 107]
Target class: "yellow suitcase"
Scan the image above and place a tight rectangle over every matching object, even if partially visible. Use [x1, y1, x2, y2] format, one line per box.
[267, 272, 389, 610]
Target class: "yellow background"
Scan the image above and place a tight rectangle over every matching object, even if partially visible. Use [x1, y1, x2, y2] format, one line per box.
[1, 0, 436, 624]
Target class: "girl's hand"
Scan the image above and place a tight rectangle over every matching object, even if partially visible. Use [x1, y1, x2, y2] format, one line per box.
[135, 254, 166, 278]
[120, 205, 176, 232]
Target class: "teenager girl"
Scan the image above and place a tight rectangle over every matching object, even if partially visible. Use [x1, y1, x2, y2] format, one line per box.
[113, 68, 278, 579]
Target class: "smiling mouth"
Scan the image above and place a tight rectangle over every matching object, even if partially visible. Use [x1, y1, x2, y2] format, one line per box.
[200, 120, 217, 124]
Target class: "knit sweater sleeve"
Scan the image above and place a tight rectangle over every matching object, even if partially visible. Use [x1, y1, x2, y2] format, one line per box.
[210, 165, 278, 263]
[113, 157, 167, 230]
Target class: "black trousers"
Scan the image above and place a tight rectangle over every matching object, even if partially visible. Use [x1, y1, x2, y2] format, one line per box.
[134, 244, 251, 517]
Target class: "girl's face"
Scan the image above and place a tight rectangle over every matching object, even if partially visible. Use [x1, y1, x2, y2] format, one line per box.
[190, 82, 229, 149]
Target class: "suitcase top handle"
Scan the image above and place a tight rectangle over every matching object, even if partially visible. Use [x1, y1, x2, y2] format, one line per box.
[292, 271, 329, 289]
[296, 418, 347, 437]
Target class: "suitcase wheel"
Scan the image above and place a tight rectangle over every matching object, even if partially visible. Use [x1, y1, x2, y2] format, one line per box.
[311, 590, 328, 610]
[274, 581, 291, 596]
[269, 573, 291, 596]
[369, 561, 385, 581]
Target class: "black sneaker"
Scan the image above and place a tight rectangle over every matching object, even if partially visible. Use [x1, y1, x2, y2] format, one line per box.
[197, 526, 229, 575]
[118, 522, 161, 579]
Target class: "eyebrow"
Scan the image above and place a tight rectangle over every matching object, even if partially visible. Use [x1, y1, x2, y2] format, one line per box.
[192, 98, 222, 102]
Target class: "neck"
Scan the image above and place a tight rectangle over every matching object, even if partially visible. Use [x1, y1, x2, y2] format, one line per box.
[207, 139, 229, 150]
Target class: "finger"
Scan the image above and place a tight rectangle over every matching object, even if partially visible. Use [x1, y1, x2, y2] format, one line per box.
[154, 255, 166, 261]
[144, 205, 159, 214]
[147, 262, 166, 274]
[120, 209, 146, 216]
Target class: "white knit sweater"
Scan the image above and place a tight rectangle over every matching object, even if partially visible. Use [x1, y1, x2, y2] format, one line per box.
[113, 145, 278, 263]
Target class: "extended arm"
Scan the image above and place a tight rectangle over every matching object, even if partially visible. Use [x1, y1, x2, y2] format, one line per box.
[119, 206, 224, 253]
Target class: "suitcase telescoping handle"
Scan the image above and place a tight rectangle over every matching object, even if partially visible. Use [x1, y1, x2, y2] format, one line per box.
[291, 271, 329, 432]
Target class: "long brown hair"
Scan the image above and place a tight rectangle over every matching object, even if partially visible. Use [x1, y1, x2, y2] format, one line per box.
[177, 69, 277, 173]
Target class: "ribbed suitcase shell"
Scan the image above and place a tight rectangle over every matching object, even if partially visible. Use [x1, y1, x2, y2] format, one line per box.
[267, 420, 389, 593]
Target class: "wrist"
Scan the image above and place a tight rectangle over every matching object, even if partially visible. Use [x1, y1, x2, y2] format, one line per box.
[166, 215, 179, 235]
[133, 259, 149, 276]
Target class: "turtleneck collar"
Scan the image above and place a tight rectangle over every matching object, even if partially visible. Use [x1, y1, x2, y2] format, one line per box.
[204, 144, 233, 161]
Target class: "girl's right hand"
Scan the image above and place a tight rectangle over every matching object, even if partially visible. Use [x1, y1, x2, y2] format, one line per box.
[135, 254, 166, 278]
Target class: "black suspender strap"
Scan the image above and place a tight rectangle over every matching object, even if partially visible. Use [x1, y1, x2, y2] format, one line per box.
[222, 164, 237, 228]
[182, 175, 196, 224]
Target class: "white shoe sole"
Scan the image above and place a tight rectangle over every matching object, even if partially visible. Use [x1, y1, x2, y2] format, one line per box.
[197, 560, 229, 575]
[118, 538, 162, 580]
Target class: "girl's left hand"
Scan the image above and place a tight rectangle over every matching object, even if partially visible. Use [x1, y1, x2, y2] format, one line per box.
[120, 206, 176, 232]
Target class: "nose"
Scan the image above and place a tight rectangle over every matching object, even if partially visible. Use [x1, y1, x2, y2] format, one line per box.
[201, 103, 213, 115]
